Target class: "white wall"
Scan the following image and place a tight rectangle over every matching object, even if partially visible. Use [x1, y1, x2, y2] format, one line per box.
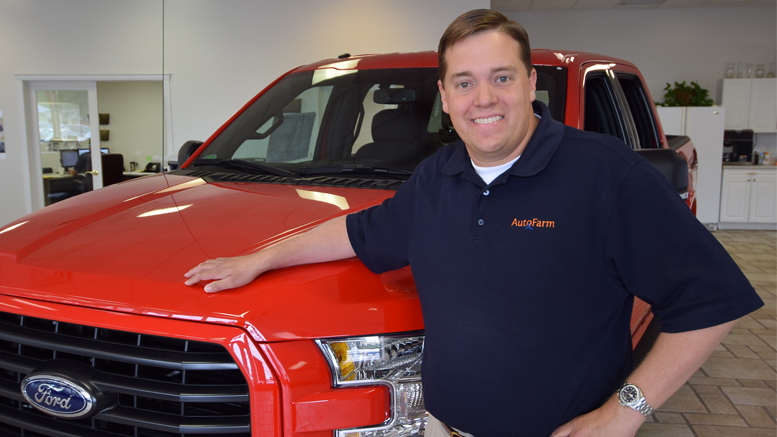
[501, 7, 776, 105]
[0, 0, 487, 227]
[96, 81, 164, 170]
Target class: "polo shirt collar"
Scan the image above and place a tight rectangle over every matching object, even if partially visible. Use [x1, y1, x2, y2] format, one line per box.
[442, 100, 564, 184]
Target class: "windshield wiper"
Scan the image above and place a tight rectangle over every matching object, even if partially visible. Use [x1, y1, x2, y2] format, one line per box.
[298, 165, 413, 178]
[192, 159, 298, 178]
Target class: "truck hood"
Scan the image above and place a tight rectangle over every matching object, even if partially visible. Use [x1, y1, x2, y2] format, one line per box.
[0, 174, 422, 341]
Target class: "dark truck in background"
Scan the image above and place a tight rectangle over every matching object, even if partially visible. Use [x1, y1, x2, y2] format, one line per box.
[0, 50, 695, 437]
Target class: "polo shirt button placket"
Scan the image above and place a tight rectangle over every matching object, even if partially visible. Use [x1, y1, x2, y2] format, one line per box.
[473, 186, 489, 245]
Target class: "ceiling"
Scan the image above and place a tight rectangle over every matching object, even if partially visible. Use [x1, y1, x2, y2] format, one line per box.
[491, 0, 775, 10]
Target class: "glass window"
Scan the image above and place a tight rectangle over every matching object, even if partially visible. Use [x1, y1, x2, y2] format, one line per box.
[232, 86, 332, 163]
[535, 66, 567, 123]
[617, 74, 660, 149]
[584, 73, 626, 142]
[194, 65, 568, 176]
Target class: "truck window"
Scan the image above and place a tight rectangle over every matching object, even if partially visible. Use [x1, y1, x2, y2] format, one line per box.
[584, 72, 627, 143]
[197, 68, 445, 173]
[195, 66, 568, 175]
[535, 66, 567, 123]
[616, 74, 660, 149]
[233, 86, 333, 163]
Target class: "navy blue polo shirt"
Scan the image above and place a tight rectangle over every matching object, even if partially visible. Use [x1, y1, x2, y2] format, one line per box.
[346, 101, 763, 436]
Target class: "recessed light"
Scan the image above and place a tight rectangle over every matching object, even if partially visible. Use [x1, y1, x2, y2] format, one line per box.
[618, 0, 665, 4]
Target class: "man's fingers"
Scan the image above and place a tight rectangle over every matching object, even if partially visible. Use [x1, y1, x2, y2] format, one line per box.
[184, 256, 260, 293]
[204, 278, 232, 293]
[184, 260, 228, 286]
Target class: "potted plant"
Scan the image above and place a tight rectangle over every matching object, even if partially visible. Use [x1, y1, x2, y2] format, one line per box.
[656, 81, 714, 107]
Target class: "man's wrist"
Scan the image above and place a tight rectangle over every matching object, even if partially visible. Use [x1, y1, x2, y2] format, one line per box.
[604, 394, 649, 429]
[617, 383, 654, 417]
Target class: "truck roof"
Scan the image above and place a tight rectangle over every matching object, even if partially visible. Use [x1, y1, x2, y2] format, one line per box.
[293, 49, 637, 73]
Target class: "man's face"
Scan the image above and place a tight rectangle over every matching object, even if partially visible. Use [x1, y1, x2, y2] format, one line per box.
[438, 30, 538, 167]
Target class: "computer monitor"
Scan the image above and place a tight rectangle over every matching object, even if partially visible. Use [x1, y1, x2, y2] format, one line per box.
[77, 148, 109, 155]
[60, 150, 79, 168]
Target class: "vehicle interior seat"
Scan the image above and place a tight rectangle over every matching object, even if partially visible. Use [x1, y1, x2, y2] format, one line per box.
[354, 108, 432, 166]
[101, 153, 125, 187]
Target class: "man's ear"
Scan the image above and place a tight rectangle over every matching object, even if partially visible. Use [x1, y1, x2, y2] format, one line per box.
[438, 79, 450, 114]
[529, 68, 537, 103]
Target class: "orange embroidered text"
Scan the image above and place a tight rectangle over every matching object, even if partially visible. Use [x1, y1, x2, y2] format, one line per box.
[511, 218, 555, 229]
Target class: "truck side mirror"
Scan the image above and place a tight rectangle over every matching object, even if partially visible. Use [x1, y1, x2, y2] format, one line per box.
[178, 141, 203, 168]
[634, 148, 689, 198]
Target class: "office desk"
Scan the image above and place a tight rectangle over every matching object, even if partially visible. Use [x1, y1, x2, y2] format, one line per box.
[123, 172, 157, 180]
[42, 174, 80, 205]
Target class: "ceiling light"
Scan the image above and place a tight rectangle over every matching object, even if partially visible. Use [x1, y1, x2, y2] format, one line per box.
[618, 0, 665, 4]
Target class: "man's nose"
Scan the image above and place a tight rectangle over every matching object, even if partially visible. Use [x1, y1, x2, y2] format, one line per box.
[474, 83, 497, 107]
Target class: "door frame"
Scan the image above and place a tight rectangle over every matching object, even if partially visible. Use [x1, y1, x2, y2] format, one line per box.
[16, 74, 172, 213]
[27, 81, 101, 209]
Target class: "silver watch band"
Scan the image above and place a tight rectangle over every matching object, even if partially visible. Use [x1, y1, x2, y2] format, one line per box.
[618, 383, 654, 417]
[632, 397, 654, 416]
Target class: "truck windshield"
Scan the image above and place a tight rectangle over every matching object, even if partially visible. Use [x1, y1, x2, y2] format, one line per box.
[194, 65, 566, 176]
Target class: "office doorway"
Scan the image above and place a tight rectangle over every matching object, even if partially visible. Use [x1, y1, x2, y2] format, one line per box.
[27, 81, 102, 207]
[18, 75, 172, 212]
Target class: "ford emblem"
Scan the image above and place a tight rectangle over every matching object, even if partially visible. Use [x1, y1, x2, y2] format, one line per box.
[21, 374, 95, 419]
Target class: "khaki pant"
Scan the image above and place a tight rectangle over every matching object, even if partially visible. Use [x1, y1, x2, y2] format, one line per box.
[426, 414, 475, 437]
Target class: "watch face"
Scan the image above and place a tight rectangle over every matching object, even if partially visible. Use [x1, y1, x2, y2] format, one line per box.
[621, 386, 639, 403]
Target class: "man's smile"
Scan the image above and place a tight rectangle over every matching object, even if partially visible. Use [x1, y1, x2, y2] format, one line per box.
[473, 115, 504, 125]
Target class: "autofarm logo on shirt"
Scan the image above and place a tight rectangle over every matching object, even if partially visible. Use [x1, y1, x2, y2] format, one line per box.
[511, 218, 555, 229]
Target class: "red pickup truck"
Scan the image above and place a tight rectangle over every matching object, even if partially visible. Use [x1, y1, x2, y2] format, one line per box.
[0, 50, 696, 437]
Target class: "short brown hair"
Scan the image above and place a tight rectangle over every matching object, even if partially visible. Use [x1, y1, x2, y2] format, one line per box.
[438, 9, 532, 85]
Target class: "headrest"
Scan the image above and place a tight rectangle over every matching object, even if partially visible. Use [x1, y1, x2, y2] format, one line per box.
[371, 109, 423, 143]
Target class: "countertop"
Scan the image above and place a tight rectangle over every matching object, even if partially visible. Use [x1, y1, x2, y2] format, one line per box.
[723, 162, 777, 169]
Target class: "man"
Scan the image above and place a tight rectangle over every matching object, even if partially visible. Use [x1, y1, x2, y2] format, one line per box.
[185, 10, 763, 436]
[69, 151, 93, 192]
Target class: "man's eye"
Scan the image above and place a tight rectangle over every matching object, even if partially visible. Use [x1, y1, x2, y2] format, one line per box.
[496, 76, 510, 83]
[457, 82, 471, 89]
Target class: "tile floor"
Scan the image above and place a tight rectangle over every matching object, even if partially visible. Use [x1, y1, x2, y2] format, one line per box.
[636, 230, 776, 437]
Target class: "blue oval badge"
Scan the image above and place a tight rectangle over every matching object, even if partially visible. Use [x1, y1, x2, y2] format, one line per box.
[21, 375, 94, 419]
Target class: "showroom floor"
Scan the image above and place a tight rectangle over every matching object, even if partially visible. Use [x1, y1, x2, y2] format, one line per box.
[636, 230, 776, 437]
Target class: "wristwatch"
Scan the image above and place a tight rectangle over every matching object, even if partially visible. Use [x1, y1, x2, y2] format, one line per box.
[617, 383, 653, 416]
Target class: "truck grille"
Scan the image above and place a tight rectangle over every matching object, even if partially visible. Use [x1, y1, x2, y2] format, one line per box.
[0, 311, 251, 437]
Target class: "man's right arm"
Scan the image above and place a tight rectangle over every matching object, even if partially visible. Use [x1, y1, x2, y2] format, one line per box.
[184, 215, 355, 293]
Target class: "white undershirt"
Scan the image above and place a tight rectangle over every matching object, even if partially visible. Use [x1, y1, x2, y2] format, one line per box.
[471, 155, 520, 185]
[470, 113, 540, 185]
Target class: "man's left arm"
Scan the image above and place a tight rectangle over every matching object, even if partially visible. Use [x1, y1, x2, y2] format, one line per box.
[551, 319, 737, 437]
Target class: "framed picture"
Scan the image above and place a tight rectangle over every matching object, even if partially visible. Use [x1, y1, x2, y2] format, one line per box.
[0, 110, 5, 158]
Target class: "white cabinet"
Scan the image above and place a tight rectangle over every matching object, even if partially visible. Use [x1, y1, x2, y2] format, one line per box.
[720, 168, 777, 223]
[749, 80, 777, 132]
[722, 79, 777, 133]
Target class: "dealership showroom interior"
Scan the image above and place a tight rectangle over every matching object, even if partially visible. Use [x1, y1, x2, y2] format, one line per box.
[0, 1, 775, 436]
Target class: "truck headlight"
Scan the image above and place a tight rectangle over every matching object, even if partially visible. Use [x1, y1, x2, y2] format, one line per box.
[317, 333, 426, 437]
